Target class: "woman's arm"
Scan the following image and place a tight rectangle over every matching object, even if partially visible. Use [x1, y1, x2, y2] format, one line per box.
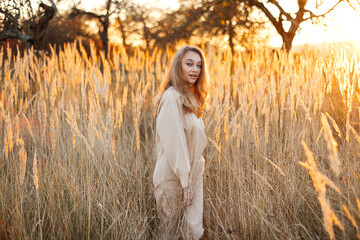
[156, 98, 191, 190]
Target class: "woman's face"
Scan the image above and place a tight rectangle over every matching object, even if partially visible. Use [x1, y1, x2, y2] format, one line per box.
[181, 51, 202, 85]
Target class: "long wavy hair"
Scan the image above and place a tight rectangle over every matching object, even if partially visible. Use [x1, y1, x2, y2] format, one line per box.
[154, 46, 210, 118]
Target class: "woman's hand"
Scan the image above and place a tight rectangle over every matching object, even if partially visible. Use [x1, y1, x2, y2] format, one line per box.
[182, 186, 193, 207]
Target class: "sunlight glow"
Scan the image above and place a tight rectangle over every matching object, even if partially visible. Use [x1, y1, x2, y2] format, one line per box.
[268, 2, 360, 47]
[77, 0, 360, 47]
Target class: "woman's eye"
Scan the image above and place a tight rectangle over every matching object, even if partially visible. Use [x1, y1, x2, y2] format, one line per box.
[197, 65, 202, 68]
[186, 63, 192, 66]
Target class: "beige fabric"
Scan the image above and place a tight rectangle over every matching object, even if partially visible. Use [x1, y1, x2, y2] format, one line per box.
[153, 87, 207, 240]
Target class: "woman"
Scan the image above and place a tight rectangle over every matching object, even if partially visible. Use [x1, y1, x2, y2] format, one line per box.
[153, 46, 209, 239]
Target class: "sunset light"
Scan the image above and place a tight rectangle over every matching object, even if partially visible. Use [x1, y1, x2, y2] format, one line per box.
[2, 0, 360, 239]
[80, 0, 360, 48]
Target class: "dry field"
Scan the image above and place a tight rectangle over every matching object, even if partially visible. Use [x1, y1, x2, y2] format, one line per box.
[0, 42, 360, 239]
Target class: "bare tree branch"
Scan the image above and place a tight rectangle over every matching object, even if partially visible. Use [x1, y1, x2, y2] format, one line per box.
[69, 8, 103, 21]
[268, 0, 294, 22]
[0, 0, 57, 48]
[303, 0, 342, 21]
[247, 0, 284, 36]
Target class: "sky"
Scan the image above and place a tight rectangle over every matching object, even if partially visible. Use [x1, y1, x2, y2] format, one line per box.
[270, 1, 360, 47]
[74, 0, 360, 48]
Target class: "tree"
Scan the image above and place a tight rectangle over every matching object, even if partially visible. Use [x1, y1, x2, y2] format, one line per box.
[41, 13, 97, 52]
[114, 0, 131, 49]
[0, 0, 58, 49]
[70, 0, 114, 58]
[150, 4, 204, 49]
[114, 1, 158, 50]
[198, 0, 263, 55]
[151, 0, 263, 54]
[242, 0, 359, 51]
[127, 6, 155, 50]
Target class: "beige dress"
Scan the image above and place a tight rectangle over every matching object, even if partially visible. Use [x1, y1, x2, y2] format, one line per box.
[153, 87, 207, 240]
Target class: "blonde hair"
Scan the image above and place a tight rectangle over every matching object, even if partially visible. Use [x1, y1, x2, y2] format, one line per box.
[154, 46, 210, 118]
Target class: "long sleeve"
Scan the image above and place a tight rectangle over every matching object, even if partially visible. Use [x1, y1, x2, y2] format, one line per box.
[156, 98, 191, 189]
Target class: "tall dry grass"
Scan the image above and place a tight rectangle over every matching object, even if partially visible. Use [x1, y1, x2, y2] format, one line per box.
[0, 42, 360, 239]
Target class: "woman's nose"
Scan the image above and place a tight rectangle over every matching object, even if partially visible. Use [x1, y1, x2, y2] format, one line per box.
[192, 66, 199, 72]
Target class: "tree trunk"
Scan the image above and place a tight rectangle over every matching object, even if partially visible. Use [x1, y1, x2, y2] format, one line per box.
[227, 19, 236, 75]
[101, 18, 109, 58]
[227, 20, 235, 56]
[282, 35, 293, 52]
[118, 19, 128, 48]
[143, 23, 150, 50]
[102, 0, 112, 59]
[281, 31, 296, 52]
[32, 2, 58, 49]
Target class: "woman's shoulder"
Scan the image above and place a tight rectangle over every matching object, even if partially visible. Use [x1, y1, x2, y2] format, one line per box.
[161, 87, 182, 105]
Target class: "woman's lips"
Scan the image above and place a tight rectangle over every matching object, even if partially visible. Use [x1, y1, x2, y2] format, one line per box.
[190, 74, 197, 79]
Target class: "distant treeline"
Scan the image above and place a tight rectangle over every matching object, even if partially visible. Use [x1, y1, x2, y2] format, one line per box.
[1, 0, 359, 57]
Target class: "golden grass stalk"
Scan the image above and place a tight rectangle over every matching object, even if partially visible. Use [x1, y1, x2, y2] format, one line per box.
[116, 99, 123, 129]
[6, 116, 13, 154]
[252, 117, 259, 150]
[33, 150, 39, 190]
[260, 154, 285, 177]
[346, 111, 351, 142]
[50, 114, 56, 150]
[64, 110, 95, 158]
[253, 170, 274, 191]
[299, 141, 343, 240]
[223, 113, 229, 143]
[349, 125, 360, 143]
[325, 112, 342, 138]
[132, 92, 140, 151]
[321, 113, 340, 177]
[122, 86, 128, 107]
[207, 137, 221, 153]
[18, 138, 27, 185]
[4, 136, 8, 159]
[342, 204, 359, 229]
